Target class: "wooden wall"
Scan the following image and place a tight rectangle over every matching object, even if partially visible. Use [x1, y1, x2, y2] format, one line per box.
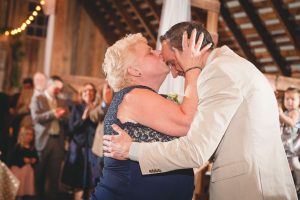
[0, 0, 108, 92]
[51, 0, 108, 79]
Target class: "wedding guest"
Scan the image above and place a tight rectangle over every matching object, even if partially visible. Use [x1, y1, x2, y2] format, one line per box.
[63, 83, 99, 200]
[8, 126, 38, 200]
[279, 87, 300, 193]
[30, 77, 68, 200]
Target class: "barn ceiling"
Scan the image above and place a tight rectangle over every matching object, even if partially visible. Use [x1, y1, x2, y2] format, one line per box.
[79, 0, 300, 77]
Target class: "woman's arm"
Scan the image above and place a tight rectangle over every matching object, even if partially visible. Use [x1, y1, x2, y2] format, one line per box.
[118, 30, 210, 137]
[118, 71, 199, 137]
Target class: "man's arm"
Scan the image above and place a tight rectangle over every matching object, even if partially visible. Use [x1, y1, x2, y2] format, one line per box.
[30, 95, 56, 124]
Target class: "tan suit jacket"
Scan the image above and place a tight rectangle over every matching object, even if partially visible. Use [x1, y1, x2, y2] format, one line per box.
[131, 46, 297, 200]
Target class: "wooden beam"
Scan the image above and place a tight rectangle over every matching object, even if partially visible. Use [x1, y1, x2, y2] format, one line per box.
[101, 0, 128, 37]
[191, 0, 220, 13]
[127, 0, 157, 45]
[220, 1, 263, 71]
[265, 74, 300, 91]
[79, 0, 118, 45]
[238, 0, 291, 76]
[112, 0, 140, 34]
[145, 0, 161, 23]
[62, 75, 104, 92]
[207, 9, 219, 45]
[270, 0, 300, 51]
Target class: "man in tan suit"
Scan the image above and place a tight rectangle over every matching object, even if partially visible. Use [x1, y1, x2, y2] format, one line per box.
[103, 22, 297, 199]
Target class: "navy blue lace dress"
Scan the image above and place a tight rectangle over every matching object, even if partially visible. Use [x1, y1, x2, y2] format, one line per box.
[91, 85, 194, 200]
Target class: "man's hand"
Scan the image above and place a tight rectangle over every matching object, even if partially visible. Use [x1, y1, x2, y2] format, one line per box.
[103, 124, 132, 160]
[54, 107, 67, 118]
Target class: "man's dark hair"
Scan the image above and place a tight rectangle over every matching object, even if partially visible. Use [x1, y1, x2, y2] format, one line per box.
[50, 75, 63, 82]
[160, 21, 214, 51]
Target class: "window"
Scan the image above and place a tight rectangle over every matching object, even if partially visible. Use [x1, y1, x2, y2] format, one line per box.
[26, 0, 48, 38]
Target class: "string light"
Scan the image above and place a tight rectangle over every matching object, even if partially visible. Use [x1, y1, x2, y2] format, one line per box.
[36, 6, 41, 11]
[1, 0, 45, 36]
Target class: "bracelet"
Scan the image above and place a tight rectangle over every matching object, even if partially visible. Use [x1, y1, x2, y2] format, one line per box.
[184, 66, 202, 74]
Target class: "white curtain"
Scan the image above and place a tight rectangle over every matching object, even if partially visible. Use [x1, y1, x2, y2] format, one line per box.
[157, 0, 191, 96]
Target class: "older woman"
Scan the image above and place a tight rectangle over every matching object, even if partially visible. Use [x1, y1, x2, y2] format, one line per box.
[91, 32, 210, 200]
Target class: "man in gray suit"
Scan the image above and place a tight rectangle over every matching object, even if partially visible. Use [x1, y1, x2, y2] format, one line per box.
[103, 22, 297, 199]
[31, 77, 68, 200]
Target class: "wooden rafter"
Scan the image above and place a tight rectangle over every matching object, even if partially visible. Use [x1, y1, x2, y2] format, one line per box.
[220, 1, 263, 71]
[270, 0, 300, 51]
[127, 0, 156, 45]
[112, 0, 140, 34]
[265, 74, 300, 91]
[101, 0, 128, 37]
[238, 0, 291, 76]
[79, 0, 117, 45]
[144, 0, 161, 23]
[191, 0, 220, 12]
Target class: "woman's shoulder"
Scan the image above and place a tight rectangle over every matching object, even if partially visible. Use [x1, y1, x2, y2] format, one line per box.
[122, 86, 158, 103]
[118, 85, 155, 95]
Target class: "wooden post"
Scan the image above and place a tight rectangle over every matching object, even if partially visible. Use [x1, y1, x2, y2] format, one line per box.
[265, 74, 300, 91]
[207, 10, 219, 45]
[191, 0, 220, 45]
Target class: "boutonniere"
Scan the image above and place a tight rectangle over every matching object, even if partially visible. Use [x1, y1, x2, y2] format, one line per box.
[167, 92, 180, 104]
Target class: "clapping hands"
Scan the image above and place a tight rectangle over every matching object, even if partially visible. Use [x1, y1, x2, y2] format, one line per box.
[54, 107, 67, 118]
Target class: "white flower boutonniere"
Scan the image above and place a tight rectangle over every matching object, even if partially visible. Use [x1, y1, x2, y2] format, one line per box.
[167, 92, 180, 104]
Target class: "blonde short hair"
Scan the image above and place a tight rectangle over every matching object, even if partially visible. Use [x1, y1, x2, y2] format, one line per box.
[17, 126, 35, 148]
[102, 33, 147, 92]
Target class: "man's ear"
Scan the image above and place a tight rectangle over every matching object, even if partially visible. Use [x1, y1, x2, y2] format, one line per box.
[127, 67, 142, 77]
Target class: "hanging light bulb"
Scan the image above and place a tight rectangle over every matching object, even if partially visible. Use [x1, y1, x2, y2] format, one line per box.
[1, 1, 44, 36]
[36, 6, 41, 11]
